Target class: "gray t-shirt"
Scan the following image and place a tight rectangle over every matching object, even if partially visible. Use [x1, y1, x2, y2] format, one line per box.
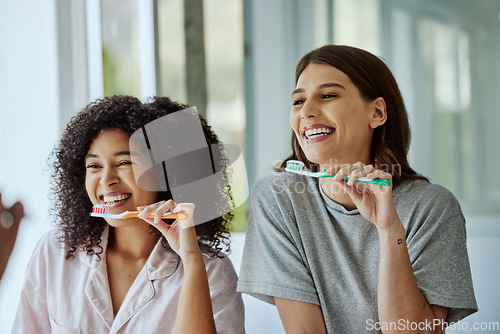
[237, 172, 477, 333]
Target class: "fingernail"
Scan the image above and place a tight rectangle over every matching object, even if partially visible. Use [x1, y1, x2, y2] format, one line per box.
[0, 210, 14, 229]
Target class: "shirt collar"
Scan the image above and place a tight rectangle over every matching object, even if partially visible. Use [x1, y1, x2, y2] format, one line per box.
[79, 225, 179, 280]
[146, 238, 179, 280]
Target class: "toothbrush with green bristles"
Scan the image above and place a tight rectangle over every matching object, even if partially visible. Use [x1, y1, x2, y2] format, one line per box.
[285, 160, 391, 186]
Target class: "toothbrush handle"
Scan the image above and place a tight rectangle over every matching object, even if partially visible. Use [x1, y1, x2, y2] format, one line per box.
[349, 177, 391, 186]
[319, 174, 391, 186]
[122, 211, 189, 220]
[150, 212, 189, 220]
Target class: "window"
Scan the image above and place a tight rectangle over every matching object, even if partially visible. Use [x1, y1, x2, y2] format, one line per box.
[101, 0, 140, 96]
[99, 0, 247, 229]
[329, 0, 500, 216]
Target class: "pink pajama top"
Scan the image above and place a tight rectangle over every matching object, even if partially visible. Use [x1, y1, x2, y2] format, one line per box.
[13, 227, 245, 333]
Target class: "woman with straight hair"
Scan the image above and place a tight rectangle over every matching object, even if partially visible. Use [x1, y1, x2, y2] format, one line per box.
[237, 45, 477, 333]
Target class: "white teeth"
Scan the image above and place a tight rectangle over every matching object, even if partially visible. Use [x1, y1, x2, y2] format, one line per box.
[103, 194, 131, 204]
[304, 127, 333, 139]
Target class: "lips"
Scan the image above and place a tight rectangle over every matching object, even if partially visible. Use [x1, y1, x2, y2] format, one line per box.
[302, 124, 335, 141]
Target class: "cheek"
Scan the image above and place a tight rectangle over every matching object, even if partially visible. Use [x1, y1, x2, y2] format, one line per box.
[84, 174, 96, 201]
[137, 190, 158, 206]
[147, 191, 158, 203]
[290, 112, 300, 135]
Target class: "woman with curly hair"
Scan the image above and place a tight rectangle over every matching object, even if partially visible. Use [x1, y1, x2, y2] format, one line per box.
[13, 95, 245, 333]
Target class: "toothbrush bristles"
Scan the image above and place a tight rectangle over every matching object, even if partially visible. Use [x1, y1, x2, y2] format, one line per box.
[92, 204, 107, 214]
[286, 160, 304, 171]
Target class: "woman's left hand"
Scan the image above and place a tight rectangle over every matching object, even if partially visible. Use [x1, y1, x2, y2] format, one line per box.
[329, 162, 400, 231]
[138, 200, 201, 263]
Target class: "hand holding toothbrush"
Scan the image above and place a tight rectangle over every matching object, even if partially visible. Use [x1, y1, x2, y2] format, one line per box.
[137, 201, 202, 263]
[138, 201, 216, 332]
[329, 162, 400, 231]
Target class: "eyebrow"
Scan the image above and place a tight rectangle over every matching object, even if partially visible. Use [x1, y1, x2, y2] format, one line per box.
[84, 151, 138, 160]
[291, 83, 346, 97]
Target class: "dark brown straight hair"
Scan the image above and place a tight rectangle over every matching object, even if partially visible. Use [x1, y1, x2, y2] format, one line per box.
[278, 45, 427, 187]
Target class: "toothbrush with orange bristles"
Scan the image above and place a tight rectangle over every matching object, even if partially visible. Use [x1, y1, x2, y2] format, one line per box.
[90, 204, 188, 220]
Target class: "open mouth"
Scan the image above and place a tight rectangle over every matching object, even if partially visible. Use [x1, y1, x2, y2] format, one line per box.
[303, 127, 335, 140]
[100, 193, 132, 206]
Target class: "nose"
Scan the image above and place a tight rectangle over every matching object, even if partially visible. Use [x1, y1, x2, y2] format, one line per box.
[299, 99, 319, 119]
[100, 166, 119, 186]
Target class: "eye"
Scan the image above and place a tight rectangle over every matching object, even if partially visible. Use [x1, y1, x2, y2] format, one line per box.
[117, 161, 133, 167]
[292, 99, 305, 106]
[86, 163, 101, 169]
[322, 93, 338, 99]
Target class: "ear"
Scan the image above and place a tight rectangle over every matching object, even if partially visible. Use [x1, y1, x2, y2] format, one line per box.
[369, 97, 387, 129]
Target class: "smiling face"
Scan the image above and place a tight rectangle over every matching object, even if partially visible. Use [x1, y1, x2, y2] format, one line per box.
[85, 128, 158, 226]
[290, 63, 386, 169]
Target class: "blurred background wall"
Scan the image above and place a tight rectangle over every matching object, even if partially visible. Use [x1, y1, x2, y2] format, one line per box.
[1, 0, 499, 333]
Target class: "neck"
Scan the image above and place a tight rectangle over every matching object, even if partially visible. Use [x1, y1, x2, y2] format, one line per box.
[318, 156, 371, 172]
[320, 178, 357, 211]
[107, 222, 159, 260]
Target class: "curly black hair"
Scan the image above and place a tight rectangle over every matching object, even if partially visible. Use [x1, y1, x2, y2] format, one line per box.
[50, 95, 233, 259]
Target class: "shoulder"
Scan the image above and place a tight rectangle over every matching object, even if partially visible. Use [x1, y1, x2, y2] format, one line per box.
[252, 171, 291, 192]
[201, 251, 239, 291]
[252, 171, 317, 200]
[394, 179, 465, 234]
[24, 229, 69, 279]
[249, 172, 322, 233]
[395, 179, 462, 212]
[31, 229, 67, 258]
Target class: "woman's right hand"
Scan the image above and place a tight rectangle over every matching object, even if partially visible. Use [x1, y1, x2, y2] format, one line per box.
[139, 201, 216, 334]
[138, 200, 202, 263]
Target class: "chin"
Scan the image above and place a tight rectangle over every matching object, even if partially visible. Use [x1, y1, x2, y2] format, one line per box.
[104, 219, 125, 227]
[105, 218, 137, 228]
[303, 151, 332, 167]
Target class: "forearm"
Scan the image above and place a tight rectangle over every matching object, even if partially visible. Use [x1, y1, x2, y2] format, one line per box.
[377, 222, 442, 334]
[174, 256, 216, 334]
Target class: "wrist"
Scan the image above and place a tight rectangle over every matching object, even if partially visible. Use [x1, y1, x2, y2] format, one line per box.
[377, 220, 406, 243]
[181, 250, 205, 271]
